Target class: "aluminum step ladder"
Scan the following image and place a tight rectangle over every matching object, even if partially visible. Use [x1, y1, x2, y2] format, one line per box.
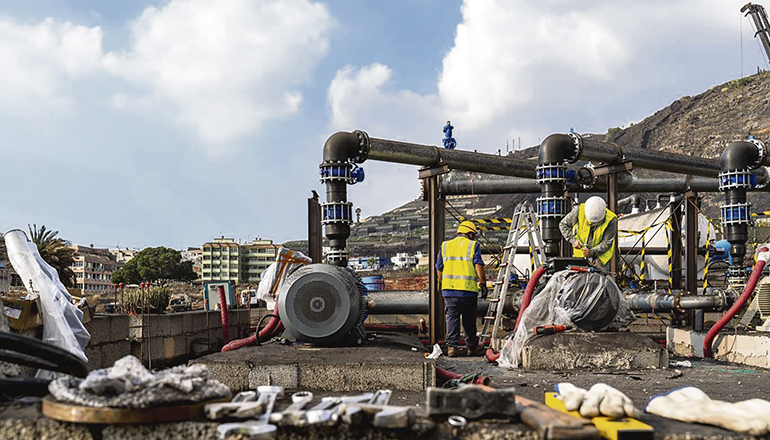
[479, 202, 546, 351]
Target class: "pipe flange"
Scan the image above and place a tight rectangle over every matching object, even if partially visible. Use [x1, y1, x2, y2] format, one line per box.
[720, 202, 752, 226]
[672, 294, 683, 312]
[576, 163, 598, 189]
[326, 249, 349, 263]
[536, 162, 567, 184]
[566, 131, 584, 164]
[351, 130, 371, 164]
[319, 161, 353, 183]
[321, 201, 353, 225]
[536, 195, 568, 218]
[718, 169, 752, 191]
[747, 138, 767, 170]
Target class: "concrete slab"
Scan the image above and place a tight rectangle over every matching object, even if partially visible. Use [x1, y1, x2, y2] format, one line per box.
[521, 332, 668, 370]
[191, 334, 436, 392]
[668, 327, 770, 368]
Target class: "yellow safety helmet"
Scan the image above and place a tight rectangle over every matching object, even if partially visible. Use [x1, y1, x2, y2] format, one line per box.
[457, 221, 478, 235]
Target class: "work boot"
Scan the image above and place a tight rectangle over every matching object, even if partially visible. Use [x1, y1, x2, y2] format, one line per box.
[447, 346, 467, 357]
[466, 344, 485, 357]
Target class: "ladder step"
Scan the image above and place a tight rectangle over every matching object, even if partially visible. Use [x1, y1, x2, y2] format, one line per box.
[503, 244, 515, 250]
[488, 298, 500, 303]
[483, 316, 496, 321]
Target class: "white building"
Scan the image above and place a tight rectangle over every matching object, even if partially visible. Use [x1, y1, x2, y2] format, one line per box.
[392, 253, 418, 270]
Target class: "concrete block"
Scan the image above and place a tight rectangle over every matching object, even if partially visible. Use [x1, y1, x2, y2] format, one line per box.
[248, 365, 299, 389]
[85, 346, 102, 371]
[130, 340, 142, 359]
[157, 315, 172, 337]
[85, 316, 111, 345]
[668, 327, 770, 368]
[191, 312, 208, 333]
[521, 332, 668, 370]
[183, 313, 194, 333]
[191, 360, 251, 392]
[109, 314, 130, 341]
[128, 315, 143, 340]
[102, 422, 218, 440]
[0, 418, 94, 440]
[171, 314, 184, 335]
[298, 363, 430, 391]
[162, 337, 175, 360]
[174, 336, 188, 357]
[101, 340, 131, 368]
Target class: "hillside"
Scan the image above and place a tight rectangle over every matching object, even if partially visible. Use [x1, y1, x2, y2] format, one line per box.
[286, 72, 770, 257]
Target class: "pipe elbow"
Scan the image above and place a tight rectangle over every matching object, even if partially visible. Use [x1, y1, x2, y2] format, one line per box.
[539, 133, 580, 164]
[721, 140, 765, 171]
[323, 131, 369, 163]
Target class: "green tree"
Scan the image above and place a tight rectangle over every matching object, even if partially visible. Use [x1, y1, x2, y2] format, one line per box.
[28, 224, 76, 287]
[111, 246, 197, 285]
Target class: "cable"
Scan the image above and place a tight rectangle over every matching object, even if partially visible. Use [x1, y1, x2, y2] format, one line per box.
[254, 314, 278, 346]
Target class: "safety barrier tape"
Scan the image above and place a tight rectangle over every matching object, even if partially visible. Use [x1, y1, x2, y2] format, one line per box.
[702, 221, 712, 290]
[640, 235, 646, 281]
[665, 220, 674, 293]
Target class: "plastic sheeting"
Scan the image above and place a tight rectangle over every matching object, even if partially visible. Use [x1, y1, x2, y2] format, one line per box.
[4, 229, 89, 377]
[497, 270, 634, 369]
[256, 247, 311, 309]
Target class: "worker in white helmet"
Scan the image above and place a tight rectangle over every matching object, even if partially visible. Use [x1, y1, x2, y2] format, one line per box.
[559, 196, 618, 269]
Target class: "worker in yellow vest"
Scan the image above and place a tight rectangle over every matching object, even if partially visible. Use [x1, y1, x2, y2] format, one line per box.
[559, 196, 618, 269]
[436, 221, 486, 357]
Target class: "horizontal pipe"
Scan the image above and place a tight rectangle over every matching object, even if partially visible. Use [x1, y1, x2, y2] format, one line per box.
[581, 139, 721, 177]
[366, 137, 538, 179]
[441, 171, 770, 195]
[625, 292, 727, 312]
[367, 290, 518, 315]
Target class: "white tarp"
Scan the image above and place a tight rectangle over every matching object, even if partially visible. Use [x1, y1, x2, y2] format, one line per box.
[4, 229, 89, 377]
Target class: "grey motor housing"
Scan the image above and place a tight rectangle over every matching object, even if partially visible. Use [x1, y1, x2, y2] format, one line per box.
[277, 264, 366, 346]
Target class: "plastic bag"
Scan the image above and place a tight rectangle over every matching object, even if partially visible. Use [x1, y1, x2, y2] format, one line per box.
[4, 229, 90, 377]
[497, 270, 634, 369]
[256, 247, 311, 309]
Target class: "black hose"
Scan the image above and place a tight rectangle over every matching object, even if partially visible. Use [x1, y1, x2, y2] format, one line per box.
[255, 314, 279, 346]
[0, 332, 88, 378]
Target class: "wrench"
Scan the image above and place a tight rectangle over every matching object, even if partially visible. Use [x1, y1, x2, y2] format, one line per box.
[217, 422, 276, 440]
[270, 391, 314, 425]
[368, 390, 392, 406]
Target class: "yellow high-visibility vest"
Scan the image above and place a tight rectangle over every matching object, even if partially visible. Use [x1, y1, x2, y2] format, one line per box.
[441, 236, 479, 292]
[573, 204, 617, 265]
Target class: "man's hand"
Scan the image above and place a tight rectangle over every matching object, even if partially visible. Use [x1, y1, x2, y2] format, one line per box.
[479, 283, 489, 300]
[582, 248, 591, 258]
[573, 240, 583, 249]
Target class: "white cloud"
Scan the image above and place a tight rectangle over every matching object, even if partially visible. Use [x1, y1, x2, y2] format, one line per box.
[327, 0, 745, 215]
[0, 17, 103, 115]
[104, 0, 335, 150]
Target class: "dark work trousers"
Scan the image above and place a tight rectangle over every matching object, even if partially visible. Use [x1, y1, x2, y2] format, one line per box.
[444, 295, 479, 347]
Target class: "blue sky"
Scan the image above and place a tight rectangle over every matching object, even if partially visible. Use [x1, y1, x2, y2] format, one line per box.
[0, 0, 765, 250]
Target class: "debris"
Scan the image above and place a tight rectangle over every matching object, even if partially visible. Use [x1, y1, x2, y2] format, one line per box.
[667, 369, 683, 379]
[670, 360, 692, 368]
[48, 355, 230, 408]
[427, 386, 517, 419]
[425, 343, 442, 359]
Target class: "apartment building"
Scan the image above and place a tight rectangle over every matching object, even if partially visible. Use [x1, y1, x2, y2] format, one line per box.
[200, 237, 277, 284]
[71, 245, 119, 293]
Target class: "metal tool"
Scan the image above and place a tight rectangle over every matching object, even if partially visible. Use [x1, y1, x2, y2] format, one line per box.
[368, 389, 392, 405]
[269, 391, 314, 425]
[232, 391, 258, 402]
[515, 394, 600, 440]
[255, 385, 284, 423]
[341, 403, 415, 429]
[544, 392, 654, 440]
[427, 385, 518, 419]
[533, 325, 572, 336]
[217, 386, 284, 439]
[205, 401, 263, 420]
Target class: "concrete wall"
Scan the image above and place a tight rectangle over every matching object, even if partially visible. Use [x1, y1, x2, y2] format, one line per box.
[667, 327, 770, 368]
[84, 309, 250, 370]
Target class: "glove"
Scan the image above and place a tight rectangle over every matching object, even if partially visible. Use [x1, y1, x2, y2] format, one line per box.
[479, 284, 489, 300]
[556, 383, 641, 419]
[646, 387, 770, 435]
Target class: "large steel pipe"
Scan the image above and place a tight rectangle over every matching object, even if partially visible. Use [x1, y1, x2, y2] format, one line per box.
[367, 290, 518, 315]
[362, 134, 538, 178]
[581, 138, 721, 177]
[441, 171, 770, 195]
[625, 292, 728, 312]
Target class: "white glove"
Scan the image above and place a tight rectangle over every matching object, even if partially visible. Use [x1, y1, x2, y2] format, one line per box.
[556, 383, 641, 419]
[646, 387, 770, 435]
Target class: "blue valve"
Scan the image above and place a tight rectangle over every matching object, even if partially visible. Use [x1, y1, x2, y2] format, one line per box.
[350, 166, 365, 184]
[443, 121, 456, 149]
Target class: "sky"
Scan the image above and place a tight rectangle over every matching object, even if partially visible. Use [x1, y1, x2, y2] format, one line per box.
[0, 0, 767, 250]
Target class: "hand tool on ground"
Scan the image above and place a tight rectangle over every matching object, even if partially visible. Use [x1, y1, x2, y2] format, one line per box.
[447, 415, 467, 428]
[217, 386, 284, 439]
[341, 403, 415, 428]
[232, 391, 258, 402]
[546, 392, 653, 440]
[515, 393, 600, 440]
[426, 385, 517, 419]
[533, 325, 572, 336]
[269, 391, 313, 425]
[205, 401, 264, 420]
[368, 389, 392, 405]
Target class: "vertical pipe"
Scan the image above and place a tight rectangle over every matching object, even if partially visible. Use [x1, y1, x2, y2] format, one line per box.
[670, 198, 683, 290]
[427, 175, 446, 345]
[685, 192, 702, 331]
[606, 173, 618, 275]
[308, 191, 322, 264]
[218, 285, 230, 345]
[537, 134, 581, 257]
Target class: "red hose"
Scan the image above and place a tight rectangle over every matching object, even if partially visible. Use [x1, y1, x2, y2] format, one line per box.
[485, 348, 500, 363]
[222, 310, 282, 352]
[703, 249, 768, 358]
[218, 285, 230, 344]
[515, 266, 546, 331]
[436, 367, 491, 386]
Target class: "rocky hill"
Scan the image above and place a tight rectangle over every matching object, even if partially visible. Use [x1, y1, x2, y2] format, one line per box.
[287, 71, 770, 257]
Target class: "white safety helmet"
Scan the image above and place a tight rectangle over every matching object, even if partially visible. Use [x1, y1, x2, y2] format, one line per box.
[584, 196, 607, 224]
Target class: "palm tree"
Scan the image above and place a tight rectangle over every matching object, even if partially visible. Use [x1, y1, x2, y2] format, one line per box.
[28, 224, 76, 287]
